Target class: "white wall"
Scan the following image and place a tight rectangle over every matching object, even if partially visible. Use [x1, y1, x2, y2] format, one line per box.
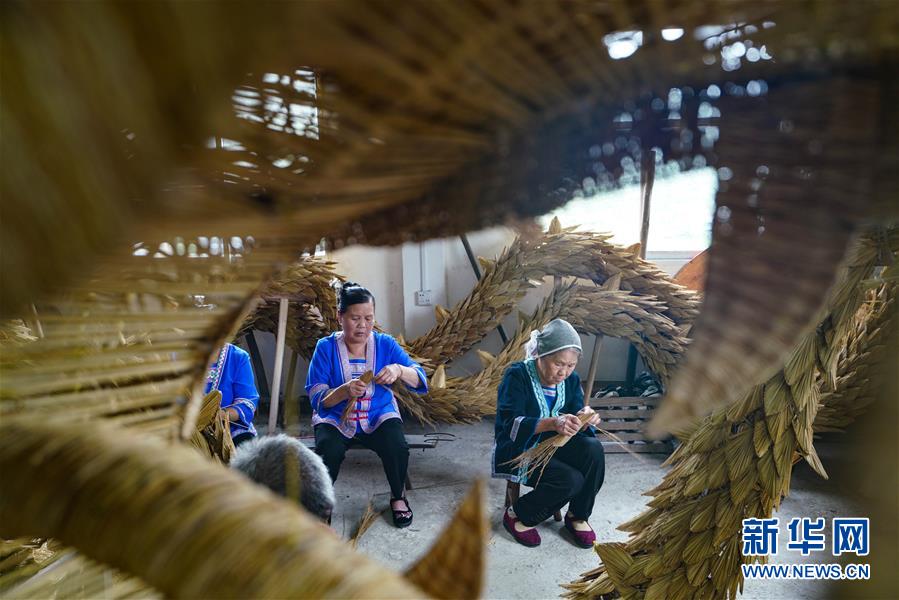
[443, 227, 517, 377]
[330, 245, 405, 334]
[401, 238, 448, 340]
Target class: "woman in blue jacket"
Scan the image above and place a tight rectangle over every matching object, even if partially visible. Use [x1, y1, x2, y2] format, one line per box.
[305, 282, 428, 527]
[205, 342, 259, 446]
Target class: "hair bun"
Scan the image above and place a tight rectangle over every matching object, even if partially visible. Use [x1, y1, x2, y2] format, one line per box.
[334, 281, 375, 314]
[331, 279, 360, 295]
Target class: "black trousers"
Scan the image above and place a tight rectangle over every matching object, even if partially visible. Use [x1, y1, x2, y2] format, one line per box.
[514, 433, 606, 527]
[232, 432, 255, 447]
[314, 419, 409, 499]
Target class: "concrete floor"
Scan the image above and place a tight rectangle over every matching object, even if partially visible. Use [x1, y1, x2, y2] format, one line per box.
[296, 419, 860, 599]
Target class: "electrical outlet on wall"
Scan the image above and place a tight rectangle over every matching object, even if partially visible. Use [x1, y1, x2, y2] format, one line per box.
[415, 290, 433, 306]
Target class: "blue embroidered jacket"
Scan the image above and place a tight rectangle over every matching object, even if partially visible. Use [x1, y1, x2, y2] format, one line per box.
[492, 361, 594, 483]
[305, 331, 428, 439]
[204, 343, 259, 438]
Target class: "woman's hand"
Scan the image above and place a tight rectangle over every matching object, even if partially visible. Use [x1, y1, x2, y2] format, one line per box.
[344, 378, 368, 399]
[553, 414, 582, 437]
[223, 407, 240, 422]
[374, 363, 402, 385]
[577, 405, 601, 429]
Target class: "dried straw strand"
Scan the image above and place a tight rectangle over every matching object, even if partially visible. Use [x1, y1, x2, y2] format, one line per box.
[506, 414, 648, 484]
[349, 501, 380, 550]
[505, 413, 594, 482]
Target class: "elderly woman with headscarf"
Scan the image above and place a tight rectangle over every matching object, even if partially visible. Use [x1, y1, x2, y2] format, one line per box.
[493, 318, 605, 548]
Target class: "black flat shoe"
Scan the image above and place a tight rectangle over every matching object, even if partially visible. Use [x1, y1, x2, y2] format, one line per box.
[391, 497, 413, 528]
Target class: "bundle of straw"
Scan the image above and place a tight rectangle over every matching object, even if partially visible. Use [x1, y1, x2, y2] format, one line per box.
[341, 370, 374, 425]
[349, 501, 380, 549]
[189, 390, 236, 464]
[240, 225, 691, 426]
[505, 412, 594, 482]
[506, 413, 643, 484]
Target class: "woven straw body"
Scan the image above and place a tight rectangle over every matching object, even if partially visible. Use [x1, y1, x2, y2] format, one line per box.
[3, 1, 899, 597]
[565, 231, 897, 599]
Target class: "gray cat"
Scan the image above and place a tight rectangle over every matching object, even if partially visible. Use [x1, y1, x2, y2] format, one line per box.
[231, 434, 335, 522]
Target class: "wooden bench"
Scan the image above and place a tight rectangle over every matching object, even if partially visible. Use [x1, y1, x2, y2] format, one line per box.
[504, 481, 563, 521]
[299, 433, 439, 491]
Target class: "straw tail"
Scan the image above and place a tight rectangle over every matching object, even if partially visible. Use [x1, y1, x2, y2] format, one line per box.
[403, 480, 487, 600]
[349, 500, 380, 549]
[565, 232, 895, 600]
[0, 419, 427, 599]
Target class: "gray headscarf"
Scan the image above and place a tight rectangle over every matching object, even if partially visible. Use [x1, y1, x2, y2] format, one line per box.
[524, 318, 582, 359]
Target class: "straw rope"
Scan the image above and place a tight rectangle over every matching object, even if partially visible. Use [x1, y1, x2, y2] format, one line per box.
[0, 419, 429, 599]
[564, 231, 896, 600]
[813, 284, 897, 433]
[828, 274, 899, 600]
[401, 279, 688, 424]
[241, 222, 699, 374]
[235, 225, 690, 425]
[240, 259, 344, 359]
[408, 222, 699, 365]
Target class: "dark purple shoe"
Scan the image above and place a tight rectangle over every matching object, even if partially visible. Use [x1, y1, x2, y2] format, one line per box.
[503, 510, 541, 547]
[564, 514, 596, 548]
